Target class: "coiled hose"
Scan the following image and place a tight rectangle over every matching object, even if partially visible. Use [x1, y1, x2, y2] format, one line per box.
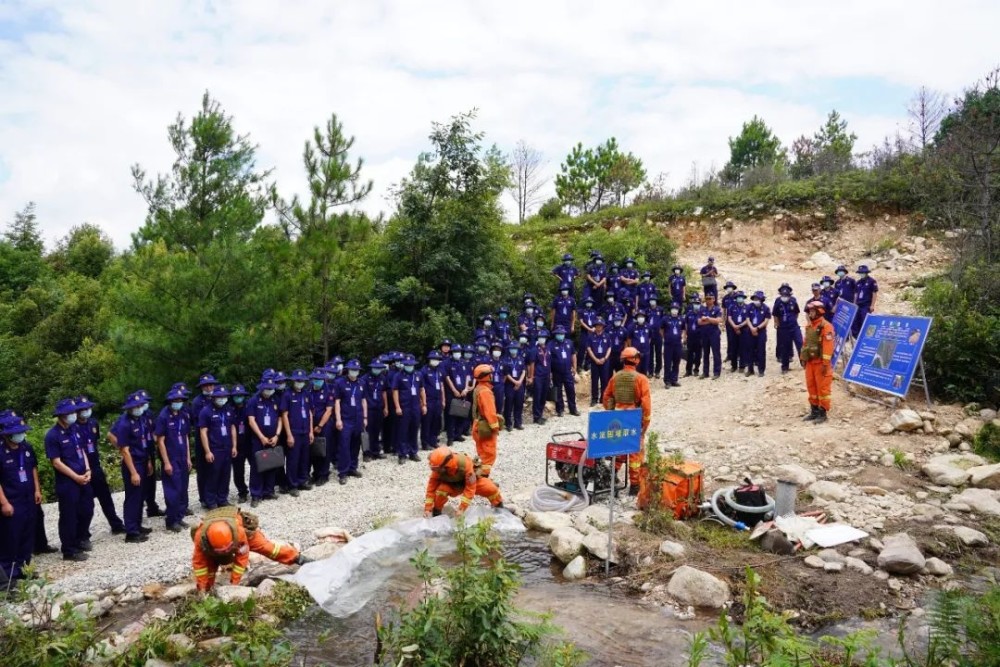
[708, 487, 776, 530]
[530, 486, 589, 513]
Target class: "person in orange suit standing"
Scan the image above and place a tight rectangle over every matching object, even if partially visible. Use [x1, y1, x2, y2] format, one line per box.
[800, 299, 835, 424]
[423, 446, 503, 517]
[471, 364, 502, 478]
[191, 506, 306, 591]
[602, 347, 652, 494]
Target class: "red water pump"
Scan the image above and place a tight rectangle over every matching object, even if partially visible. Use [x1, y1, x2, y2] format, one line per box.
[544, 431, 626, 504]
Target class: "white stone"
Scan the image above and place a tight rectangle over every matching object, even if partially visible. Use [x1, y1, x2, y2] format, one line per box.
[844, 557, 874, 575]
[950, 488, 1000, 515]
[948, 526, 989, 547]
[524, 511, 574, 533]
[969, 464, 1000, 490]
[658, 540, 687, 559]
[214, 586, 254, 604]
[877, 533, 926, 575]
[889, 409, 924, 432]
[809, 251, 835, 268]
[924, 558, 953, 577]
[804, 555, 826, 569]
[817, 549, 845, 564]
[166, 633, 195, 653]
[577, 504, 611, 530]
[562, 555, 587, 581]
[824, 562, 844, 573]
[570, 513, 601, 535]
[198, 637, 234, 650]
[313, 526, 353, 542]
[773, 464, 817, 487]
[302, 541, 344, 561]
[980, 409, 997, 422]
[878, 422, 896, 435]
[800, 260, 817, 270]
[582, 531, 619, 564]
[809, 480, 848, 501]
[667, 566, 730, 609]
[144, 659, 175, 667]
[548, 526, 586, 564]
[255, 579, 279, 599]
[162, 583, 197, 601]
[954, 418, 984, 439]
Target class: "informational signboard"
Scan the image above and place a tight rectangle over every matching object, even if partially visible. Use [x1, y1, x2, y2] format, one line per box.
[587, 409, 642, 458]
[830, 299, 859, 369]
[844, 315, 933, 398]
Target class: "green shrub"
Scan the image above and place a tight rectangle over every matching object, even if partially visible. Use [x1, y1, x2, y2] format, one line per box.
[537, 198, 563, 221]
[974, 422, 1000, 462]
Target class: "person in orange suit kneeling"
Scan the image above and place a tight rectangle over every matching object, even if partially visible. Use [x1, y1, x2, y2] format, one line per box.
[800, 299, 835, 424]
[602, 347, 652, 494]
[191, 506, 307, 591]
[471, 364, 502, 478]
[424, 446, 503, 517]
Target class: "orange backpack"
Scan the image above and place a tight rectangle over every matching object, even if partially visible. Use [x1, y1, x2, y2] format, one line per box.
[637, 461, 704, 520]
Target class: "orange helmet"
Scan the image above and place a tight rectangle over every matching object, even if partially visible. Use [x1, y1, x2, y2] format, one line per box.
[206, 521, 236, 558]
[429, 446, 456, 471]
[473, 364, 493, 381]
[620, 346, 640, 365]
[805, 299, 826, 315]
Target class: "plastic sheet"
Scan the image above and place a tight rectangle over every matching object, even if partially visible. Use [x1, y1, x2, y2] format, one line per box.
[291, 507, 525, 617]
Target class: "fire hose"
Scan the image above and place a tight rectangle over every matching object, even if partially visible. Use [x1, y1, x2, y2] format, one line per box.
[530, 485, 589, 513]
[705, 486, 776, 530]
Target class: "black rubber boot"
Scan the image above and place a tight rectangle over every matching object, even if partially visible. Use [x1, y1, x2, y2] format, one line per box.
[814, 408, 828, 424]
[803, 406, 819, 421]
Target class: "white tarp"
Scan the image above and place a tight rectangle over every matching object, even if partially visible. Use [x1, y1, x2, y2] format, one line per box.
[291, 507, 525, 617]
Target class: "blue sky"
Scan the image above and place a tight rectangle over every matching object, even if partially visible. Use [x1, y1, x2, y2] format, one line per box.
[1, 0, 997, 248]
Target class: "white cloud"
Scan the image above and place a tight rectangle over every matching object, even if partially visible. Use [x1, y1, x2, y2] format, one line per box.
[0, 0, 997, 248]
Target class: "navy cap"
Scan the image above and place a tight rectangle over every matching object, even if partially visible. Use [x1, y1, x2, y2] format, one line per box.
[210, 386, 230, 398]
[779, 283, 792, 295]
[522, 292, 534, 302]
[752, 290, 765, 300]
[310, 368, 327, 380]
[171, 382, 192, 397]
[345, 359, 362, 371]
[507, 341, 521, 349]
[498, 306, 510, 314]
[289, 369, 309, 381]
[594, 317, 606, 326]
[273, 371, 288, 382]
[122, 392, 145, 410]
[836, 265, 848, 273]
[166, 387, 187, 401]
[75, 395, 95, 410]
[553, 325, 568, 334]
[670, 302, 681, 309]
[403, 354, 416, 364]
[641, 271, 652, 278]
[583, 295, 594, 304]
[231, 384, 249, 396]
[811, 282, 821, 289]
[53, 398, 78, 417]
[258, 378, 278, 391]
[428, 350, 443, 360]
[196, 373, 218, 387]
[708, 256, 715, 262]
[562, 252, 573, 261]
[537, 328, 550, 337]
[490, 340, 503, 349]
[1, 416, 31, 436]
[451, 343, 464, 353]
[440, 338, 453, 347]
[857, 264, 871, 273]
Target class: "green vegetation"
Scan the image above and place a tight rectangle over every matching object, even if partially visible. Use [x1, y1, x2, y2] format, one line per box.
[555, 138, 646, 213]
[974, 421, 1000, 462]
[688, 567, 1000, 667]
[376, 519, 584, 667]
[890, 447, 912, 471]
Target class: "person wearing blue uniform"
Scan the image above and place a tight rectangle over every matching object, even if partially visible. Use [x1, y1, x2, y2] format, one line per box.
[585, 253, 607, 304]
[576, 296, 598, 373]
[0, 416, 42, 583]
[364, 359, 389, 460]
[602, 294, 627, 326]
[646, 297, 664, 379]
[191, 374, 217, 509]
[503, 342, 527, 430]
[154, 387, 192, 532]
[280, 370, 314, 493]
[335, 360, 368, 483]
[626, 310, 654, 376]
[552, 253, 579, 297]
[684, 296, 703, 377]
[380, 357, 399, 455]
[853, 265, 879, 339]
[445, 344, 470, 445]
[586, 318, 612, 404]
[528, 328, 552, 424]
[834, 265, 857, 304]
[228, 384, 251, 502]
[820, 275, 837, 323]
[720, 281, 739, 370]
[661, 303, 685, 387]
[772, 283, 804, 373]
[668, 265, 686, 306]
[699, 256, 719, 299]
[745, 290, 772, 376]
[421, 352, 447, 450]
[247, 378, 282, 507]
[549, 326, 579, 417]
[45, 398, 94, 561]
[727, 291, 750, 371]
[198, 386, 236, 509]
[619, 258, 640, 305]
[308, 370, 335, 484]
[550, 283, 577, 333]
[637, 272, 658, 311]
[392, 355, 424, 464]
[110, 393, 153, 543]
[607, 262, 622, 296]
[488, 343, 506, 417]
[698, 294, 724, 379]
[494, 307, 514, 342]
[74, 396, 126, 535]
[136, 390, 164, 521]
[607, 315, 628, 373]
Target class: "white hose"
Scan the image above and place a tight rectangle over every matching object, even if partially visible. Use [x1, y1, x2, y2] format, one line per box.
[709, 487, 776, 529]
[530, 486, 589, 513]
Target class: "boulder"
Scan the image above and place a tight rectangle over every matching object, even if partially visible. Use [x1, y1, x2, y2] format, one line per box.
[824, 562, 844, 573]
[773, 463, 816, 487]
[214, 586, 254, 604]
[980, 409, 997, 422]
[166, 633, 195, 653]
[548, 527, 585, 564]
[969, 463, 1000, 490]
[161, 583, 197, 601]
[658, 540, 686, 559]
[954, 418, 984, 439]
[524, 511, 574, 533]
[922, 462, 971, 487]
[800, 260, 817, 270]
[809, 251, 835, 268]
[144, 659, 175, 667]
[302, 541, 345, 561]
[878, 422, 896, 435]
[562, 555, 587, 581]
[817, 549, 845, 564]
[570, 513, 600, 535]
[198, 637, 234, 651]
[924, 557, 953, 577]
[577, 504, 610, 530]
[582, 531, 619, 564]
[889, 409, 924, 432]
[946, 526, 989, 547]
[877, 533, 926, 575]
[844, 556, 874, 575]
[809, 480, 848, 501]
[667, 566, 730, 609]
[244, 562, 297, 586]
[73, 597, 114, 619]
[804, 555, 826, 569]
[950, 488, 1000, 516]
[142, 583, 166, 599]
[313, 526, 353, 542]
[255, 579, 279, 599]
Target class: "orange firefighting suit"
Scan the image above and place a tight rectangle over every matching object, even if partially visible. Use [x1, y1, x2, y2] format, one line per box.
[471, 379, 501, 477]
[191, 507, 300, 591]
[602, 365, 652, 486]
[424, 451, 502, 514]
[801, 314, 835, 410]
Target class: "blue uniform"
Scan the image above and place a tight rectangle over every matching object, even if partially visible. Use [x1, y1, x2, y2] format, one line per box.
[529, 343, 552, 422]
[309, 385, 335, 481]
[698, 304, 723, 377]
[637, 281, 658, 310]
[620, 267, 640, 301]
[549, 339, 577, 415]
[75, 417, 125, 533]
[445, 359, 471, 443]
[576, 306, 598, 371]
[421, 366, 446, 449]
[647, 305, 664, 377]
[230, 403, 251, 498]
[661, 315, 685, 385]
[364, 373, 388, 456]
[45, 422, 94, 557]
[154, 406, 191, 527]
[0, 442, 39, 580]
[335, 377, 366, 476]
[392, 371, 423, 458]
[722, 292, 739, 368]
[602, 301, 627, 325]
[821, 288, 838, 323]
[111, 413, 149, 537]
[247, 394, 281, 500]
[141, 409, 162, 517]
[552, 264, 580, 296]
[493, 319, 514, 343]
[699, 264, 719, 298]
[488, 359, 506, 417]
[669, 275, 686, 306]
[853, 276, 879, 337]
[198, 404, 234, 508]
[684, 309, 702, 376]
[773, 297, 803, 371]
[746, 303, 772, 374]
[586, 331, 612, 400]
[626, 321, 655, 375]
[584, 263, 607, 303]
[607, 324, 628, 373]
[503, 353, 527, 428]
[835, 276, 857, 304]
[280, 390, 312, 489]
[728, 303, 750, 370]
[190, 393, 211, 506]
[551, 295, 576, 329]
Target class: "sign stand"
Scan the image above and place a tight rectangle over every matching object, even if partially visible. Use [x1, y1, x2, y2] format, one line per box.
[607, 463, 615, 577]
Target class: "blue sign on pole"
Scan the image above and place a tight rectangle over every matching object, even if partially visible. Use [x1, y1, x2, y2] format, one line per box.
[830, 299, 859, 369]
[586, 409, 643, 458]
[843, 315, 933, 398]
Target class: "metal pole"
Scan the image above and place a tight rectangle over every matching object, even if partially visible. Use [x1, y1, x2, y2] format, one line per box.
[919, 357, 932, 407]
[607, 458, 614, 577]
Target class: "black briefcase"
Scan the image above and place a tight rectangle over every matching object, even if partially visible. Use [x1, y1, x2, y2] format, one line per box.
[361, 431, 371, 453]
[310, 436, 327, 458]
[449, 398, 472, 419]
[254, 447, 285, 473]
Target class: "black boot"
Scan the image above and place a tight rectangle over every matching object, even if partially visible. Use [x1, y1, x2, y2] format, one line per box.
[814, 408, 828, 424]
[803, 406, 819, 421]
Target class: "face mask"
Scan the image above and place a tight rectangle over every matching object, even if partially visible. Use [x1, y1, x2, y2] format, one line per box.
[11, 433, 26, 444]
[781, 296, 790, 303]
[509, 349, 519, 357]
[262, 389, 275, 398]
[670, 309, 679, 316]
[561, 290, 569, 296]
[277, 382, 287, 391]
[452, 352, 462, 360]
[429, 359, 440, 368]
[233, 396, 245, 405]
[725, 287, 734, 293]
[79, 409, 92, 419]
[751, 300, 761, 305]
[404, 365, 414, 373]
[463, 353, 473, 360]
[637, 317, 646, 324]
[596, 259, 603, 266]
[822, 283, 832, 288]
[607, 298, 614, 304]
[555, 334, 565, 342]
[395, 362, 403, 370]
[214, 397, 228, 407]
[642, 277, 649, 282]
[170, 401, 184, 411]
[736, 297, 745, 304]
[627, 263, 634, 268]
[64, 413, 78, 425]
[312, 380, 325, 389]
[535, 320, 545, 328]
[348, 370, 360, 379]
[614, 321, 623, 327]
[537, 337, 548, 345]
[334, 365, 344, 374]
[859, 272, 869, 277]
[674, 269, 681, 275]
[293, 381, 305, 391]
[131, 408, 143, 417]
[836, 271, 846, 277]
[371, 368, 383, 376]
[649, 301, 657, 307]
[525, 307, 534, 316]
[491, 350, 502, 359]
[484, 320, 492, 327]
[477, 346, 487, 354]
